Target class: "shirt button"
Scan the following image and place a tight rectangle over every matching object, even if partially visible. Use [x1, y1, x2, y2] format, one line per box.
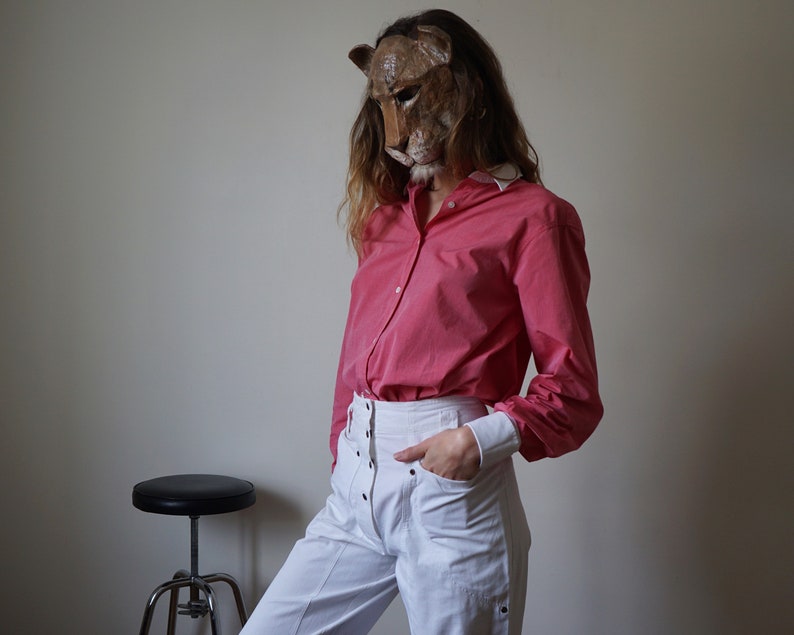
[447, 201, 456, 208]
[395, 286, 401, 293]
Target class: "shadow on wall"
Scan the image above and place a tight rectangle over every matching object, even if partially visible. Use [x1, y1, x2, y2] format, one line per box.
[242, 486, 306, 601]
[692, 274, 794, 634]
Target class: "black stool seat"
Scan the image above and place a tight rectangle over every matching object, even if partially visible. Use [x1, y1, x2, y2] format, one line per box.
[133, 474, 255, 516]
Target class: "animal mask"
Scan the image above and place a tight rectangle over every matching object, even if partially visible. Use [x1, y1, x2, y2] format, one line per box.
[349, 26, 458, 182]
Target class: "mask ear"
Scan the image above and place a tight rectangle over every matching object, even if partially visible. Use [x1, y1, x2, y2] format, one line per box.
[415, 25, 452, 66]
[349, 44, 375, 75]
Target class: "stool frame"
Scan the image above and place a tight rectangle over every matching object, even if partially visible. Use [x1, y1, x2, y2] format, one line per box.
[138, 516, 249, 635]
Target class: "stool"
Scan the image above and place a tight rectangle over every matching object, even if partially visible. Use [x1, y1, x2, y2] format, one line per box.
[133, 474, 256, 635]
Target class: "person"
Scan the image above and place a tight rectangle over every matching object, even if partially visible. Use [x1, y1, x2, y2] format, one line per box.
[241, 9, 602, 635]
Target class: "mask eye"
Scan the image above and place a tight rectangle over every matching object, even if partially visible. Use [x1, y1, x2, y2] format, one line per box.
[395, 85, 420, 104]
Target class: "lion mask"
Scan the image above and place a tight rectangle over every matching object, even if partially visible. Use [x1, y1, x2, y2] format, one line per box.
[349, 26, 458, 182]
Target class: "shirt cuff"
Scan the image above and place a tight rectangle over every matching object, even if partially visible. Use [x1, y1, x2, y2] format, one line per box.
[465, 411, 521, 469]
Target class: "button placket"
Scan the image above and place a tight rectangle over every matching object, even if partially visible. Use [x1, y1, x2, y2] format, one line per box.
[360, 402, 374, 500]
[359, 398, 383, 542]
[362, 232, 423, 391]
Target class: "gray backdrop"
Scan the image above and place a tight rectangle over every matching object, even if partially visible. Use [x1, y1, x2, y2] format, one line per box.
[2, 1, 792, 633]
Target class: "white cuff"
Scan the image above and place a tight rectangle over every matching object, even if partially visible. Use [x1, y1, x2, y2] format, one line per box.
[465, 411, 520, 469]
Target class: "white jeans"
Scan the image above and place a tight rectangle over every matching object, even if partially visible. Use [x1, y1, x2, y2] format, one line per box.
[242, 393, 531, 634]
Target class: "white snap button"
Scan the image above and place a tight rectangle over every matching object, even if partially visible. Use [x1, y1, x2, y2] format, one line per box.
[395, 286, 401, 293]
[447, 201, 456, 208]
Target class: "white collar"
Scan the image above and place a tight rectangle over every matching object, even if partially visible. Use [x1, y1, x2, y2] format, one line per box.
[468, 163, 522, 192]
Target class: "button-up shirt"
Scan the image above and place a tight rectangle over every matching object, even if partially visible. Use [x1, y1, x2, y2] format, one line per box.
[331, 166, 602, 466]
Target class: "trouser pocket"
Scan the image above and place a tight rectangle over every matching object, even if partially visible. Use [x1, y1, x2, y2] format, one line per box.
[413, 459, 512, 602]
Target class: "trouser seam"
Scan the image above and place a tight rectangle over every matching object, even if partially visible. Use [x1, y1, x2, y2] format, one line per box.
[292, 541, 350, 635]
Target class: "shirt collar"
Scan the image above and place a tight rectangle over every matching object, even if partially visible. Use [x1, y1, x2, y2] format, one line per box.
[467, 163, 522, 192]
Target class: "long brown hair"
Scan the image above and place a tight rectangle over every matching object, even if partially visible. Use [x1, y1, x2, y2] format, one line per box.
[340, 9, 542, 252]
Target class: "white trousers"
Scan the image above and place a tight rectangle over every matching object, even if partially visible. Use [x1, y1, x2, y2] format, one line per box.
[242, 393, 531, 635]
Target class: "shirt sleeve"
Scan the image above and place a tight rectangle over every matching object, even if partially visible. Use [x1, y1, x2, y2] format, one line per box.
[329, 297, 357, 471]
[494, 217, 603, 462]
[465, 411, 521, 469]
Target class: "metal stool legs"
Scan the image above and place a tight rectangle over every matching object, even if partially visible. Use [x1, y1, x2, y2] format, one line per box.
[138, 516, 248, 635]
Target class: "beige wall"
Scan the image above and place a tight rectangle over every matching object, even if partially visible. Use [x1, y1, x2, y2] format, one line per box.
[1, 1, 791, 633]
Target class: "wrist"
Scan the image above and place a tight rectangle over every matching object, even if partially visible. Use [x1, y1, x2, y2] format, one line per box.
[458, 425, 482, 466]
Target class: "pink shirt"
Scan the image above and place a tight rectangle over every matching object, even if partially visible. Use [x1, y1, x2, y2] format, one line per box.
[331, 168, 602, 466]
